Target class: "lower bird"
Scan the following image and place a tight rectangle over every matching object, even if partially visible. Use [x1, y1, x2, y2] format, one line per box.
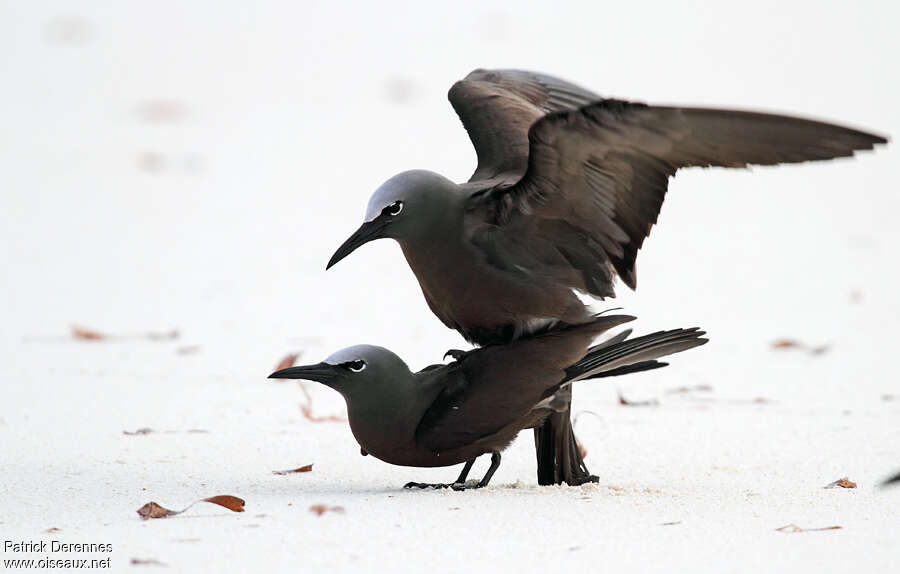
[269, 315, 707, 488]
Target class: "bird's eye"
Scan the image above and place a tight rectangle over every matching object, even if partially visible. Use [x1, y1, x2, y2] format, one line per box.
[383, 200, 403, 216]
[343, 360, 366, 373]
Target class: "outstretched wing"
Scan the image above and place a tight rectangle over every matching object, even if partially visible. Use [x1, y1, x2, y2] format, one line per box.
[466, 100, 886, 295]
[415, 315, 633, 454]
[448, 69, 602, 183]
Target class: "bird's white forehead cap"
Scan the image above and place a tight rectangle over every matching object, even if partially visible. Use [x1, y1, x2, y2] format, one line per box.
[363, 169, 445, 221]
[324, 344, 387, 365]
[364, 186, 404, 221]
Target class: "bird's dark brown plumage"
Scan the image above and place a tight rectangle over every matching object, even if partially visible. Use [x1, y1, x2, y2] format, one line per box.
[327, 68, 887, 486]
[270, 316, 708, 487]
[454, 71, 887, 296]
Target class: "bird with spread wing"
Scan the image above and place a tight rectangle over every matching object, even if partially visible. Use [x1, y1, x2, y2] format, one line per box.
[327, 68, 887, 486]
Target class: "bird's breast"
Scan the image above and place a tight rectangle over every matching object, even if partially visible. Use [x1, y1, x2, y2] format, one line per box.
[400, 240, 584, 345]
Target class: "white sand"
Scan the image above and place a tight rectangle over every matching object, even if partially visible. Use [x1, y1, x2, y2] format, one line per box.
[1, 1, 898, 572]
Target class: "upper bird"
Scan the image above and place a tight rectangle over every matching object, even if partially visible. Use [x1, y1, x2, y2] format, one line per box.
[328, 69, 886, 344]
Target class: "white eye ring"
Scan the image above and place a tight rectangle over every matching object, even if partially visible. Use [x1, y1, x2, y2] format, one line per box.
[387, 201, 403, 216]
[347, 360, 366, 372]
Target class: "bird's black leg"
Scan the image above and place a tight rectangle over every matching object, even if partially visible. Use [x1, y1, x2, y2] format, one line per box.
[404, 459, 476, 490]
[474, 451, 501, 488]
[534, 397, 598, 486]
[455, 458, 476, 483]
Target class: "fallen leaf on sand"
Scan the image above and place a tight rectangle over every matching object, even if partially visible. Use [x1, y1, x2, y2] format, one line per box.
[137, 495, 245, 520]
[71, 326, 179, 342]
[770, 339, 830, 356]
[274, 353, 300, 371]
[309, 505, 344, 516]
[130, 558, 167, 567]
[272, 353, 346, 422]
[72, 326, 105, 340]
[775, 523, 842, 533]
[272, 464, 313, 475]
[44, 527, 61, 533]
[300, 403, 346, 423]
[202, 495, 245, 512]
[136, 502, 177, 520]
[617, 391, 659, 407]
[824, 477, 857, 489]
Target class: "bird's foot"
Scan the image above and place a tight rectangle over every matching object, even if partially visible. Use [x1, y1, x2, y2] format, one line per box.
[443, 349, 468, 362]
[404, 481, 477, 491]
[564, 474, 599, 486]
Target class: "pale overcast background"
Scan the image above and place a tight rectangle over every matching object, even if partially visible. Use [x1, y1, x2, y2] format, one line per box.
[1, 1, 897, 572]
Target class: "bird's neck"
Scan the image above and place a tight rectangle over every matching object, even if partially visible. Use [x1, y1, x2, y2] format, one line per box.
[343, 375, 444, 465]
[399, 227, 477, 298]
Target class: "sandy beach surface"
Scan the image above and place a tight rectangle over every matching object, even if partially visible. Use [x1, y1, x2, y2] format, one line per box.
[2, 1, 898, 572]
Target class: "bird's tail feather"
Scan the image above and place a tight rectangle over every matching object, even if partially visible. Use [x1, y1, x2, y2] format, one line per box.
[582, 359, 669, 379]
[565, 327, 707, 383]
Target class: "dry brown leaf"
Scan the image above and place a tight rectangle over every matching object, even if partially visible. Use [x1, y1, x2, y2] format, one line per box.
[202, 495, 245, 513]
[136, 502, 177, 520]
[775, 523, 842, 533]
[825, 477, 857, 489]
[272, 352, 346, 423]
[617, 391, 659, 407]
[309, 504, 344, 516]
[137, 495, 245, 520]
[300, 404, 346, 423]
[274, 353, 300, 371]
[272, 464, 313, 475]
[771, 339, 830, 356]
[72, 326, 105, 340]
[71, 326, 178, 342]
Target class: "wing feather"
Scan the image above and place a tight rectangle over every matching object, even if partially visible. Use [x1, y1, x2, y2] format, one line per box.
[470, 99, 886, 294]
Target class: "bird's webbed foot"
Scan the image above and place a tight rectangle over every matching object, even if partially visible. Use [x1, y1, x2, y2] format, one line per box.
[565, 473, 600, 486]
[403, 481, 464, 490]
[443, 349, 469, 362]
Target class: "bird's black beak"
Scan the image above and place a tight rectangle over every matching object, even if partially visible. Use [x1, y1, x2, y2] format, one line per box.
[326, 217, 389, 270]
[269, 362, 339, 386]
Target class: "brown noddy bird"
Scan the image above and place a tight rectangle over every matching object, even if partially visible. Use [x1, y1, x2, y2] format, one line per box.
[326, 69, 887, 486]
[269, 315, 707, 489]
